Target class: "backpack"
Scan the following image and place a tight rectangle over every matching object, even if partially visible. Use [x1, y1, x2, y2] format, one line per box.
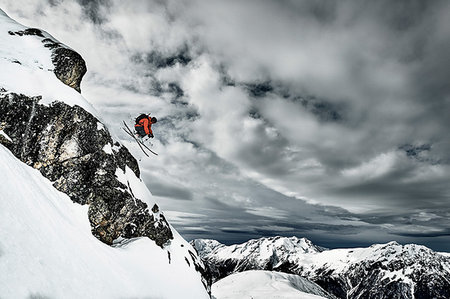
[135, 113, 148, 124]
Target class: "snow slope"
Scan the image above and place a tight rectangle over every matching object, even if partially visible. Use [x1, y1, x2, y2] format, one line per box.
[0, 144, 208, 298]
[212, 270, 329, 299]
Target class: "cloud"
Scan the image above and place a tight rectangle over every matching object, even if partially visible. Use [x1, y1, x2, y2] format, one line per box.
[245, 206, 289, 220]
[143, 174, 194, 201]
[2, 0, 450, 251]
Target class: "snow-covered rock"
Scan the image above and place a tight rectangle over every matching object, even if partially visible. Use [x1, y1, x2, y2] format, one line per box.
[0, 8, 89, 105]
[193, 237, 450, 299]
[212, 270, 333, 299]
[0, 92, 175, 246]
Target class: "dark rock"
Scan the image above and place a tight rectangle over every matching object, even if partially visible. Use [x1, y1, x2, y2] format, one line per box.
[42, 38, 87, 93]
[0, 93, 173, 247]
[8, 29, 87, 93]
[10, 28, 45, 37]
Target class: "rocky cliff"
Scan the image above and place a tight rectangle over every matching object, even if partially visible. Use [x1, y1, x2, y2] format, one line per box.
[0, 7, 177, 248]
[0, 91, 174, 246]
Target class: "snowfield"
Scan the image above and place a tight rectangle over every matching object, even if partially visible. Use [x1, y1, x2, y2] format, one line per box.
[0, 144, 209, 299]
[212, 270, 329, 299]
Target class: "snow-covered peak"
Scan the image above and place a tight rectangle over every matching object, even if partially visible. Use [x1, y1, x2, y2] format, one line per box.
[191, 236, 327, 285]
[0, 8, 94, 114]
[303, 240, 441, 275]
[192, 239, 226, 258]
[194, 236, 324, 262]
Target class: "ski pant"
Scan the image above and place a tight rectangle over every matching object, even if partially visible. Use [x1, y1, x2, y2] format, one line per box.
[135, 126, 146, 137]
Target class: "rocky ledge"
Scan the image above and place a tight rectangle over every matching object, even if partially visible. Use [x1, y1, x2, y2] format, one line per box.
[8, 27, 86, 93]
[0, 91, 172, 246]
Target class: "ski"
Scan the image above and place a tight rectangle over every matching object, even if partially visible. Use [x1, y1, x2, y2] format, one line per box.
[122, 121, 158, 156]
[122, 127, 149, 157]
[123, 121, 158, 156]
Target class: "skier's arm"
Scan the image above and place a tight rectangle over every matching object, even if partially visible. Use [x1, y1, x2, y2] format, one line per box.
[143, 118, 150, 135]
[144, 118, 154, 137]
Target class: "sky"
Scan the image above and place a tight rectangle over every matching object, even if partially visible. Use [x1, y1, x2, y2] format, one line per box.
[2, 0, 450, 251]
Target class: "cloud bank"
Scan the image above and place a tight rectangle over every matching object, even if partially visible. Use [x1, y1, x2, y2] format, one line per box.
[3, 0, 450, 251]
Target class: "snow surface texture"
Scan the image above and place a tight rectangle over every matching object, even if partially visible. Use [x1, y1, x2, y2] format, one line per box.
[0, 8, 95, 115]
[0, 144, 208, 298]
[212, 270, 327, 299]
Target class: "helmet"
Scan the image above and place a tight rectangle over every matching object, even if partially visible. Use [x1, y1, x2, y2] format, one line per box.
[151, 117, 157, 123]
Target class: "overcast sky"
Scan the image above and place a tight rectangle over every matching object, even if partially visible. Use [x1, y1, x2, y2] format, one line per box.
[3, 0, 450, 251]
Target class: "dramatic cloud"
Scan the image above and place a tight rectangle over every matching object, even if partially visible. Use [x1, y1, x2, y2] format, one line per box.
[2, 0, 449, 251]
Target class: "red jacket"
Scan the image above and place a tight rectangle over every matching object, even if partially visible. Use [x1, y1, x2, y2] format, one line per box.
[136, 117, 153, 135]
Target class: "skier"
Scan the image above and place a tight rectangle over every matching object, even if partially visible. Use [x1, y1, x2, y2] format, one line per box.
[134, 114, 157, 139]
[122, 117, 158, 156]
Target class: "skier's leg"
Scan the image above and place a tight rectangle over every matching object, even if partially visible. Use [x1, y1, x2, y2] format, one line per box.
[135, 126, 146, 138]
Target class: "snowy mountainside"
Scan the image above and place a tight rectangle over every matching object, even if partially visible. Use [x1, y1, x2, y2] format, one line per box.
[0, 144, 208, 298]
[212, 270, 333, 299]
[0, 8, 209, 297]
[193, 237, 450, 299]
[295, 241, 450, 299]
[0, 7, 174, 248]
[192, 236, 324, 281]
[194, 236, 324, 261]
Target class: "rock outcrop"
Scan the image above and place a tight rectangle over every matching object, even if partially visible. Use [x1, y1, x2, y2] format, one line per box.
[8, 28, 86, 93]
[0, 92, 173, 246]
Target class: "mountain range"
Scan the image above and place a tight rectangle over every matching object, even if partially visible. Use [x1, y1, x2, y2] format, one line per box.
[192, 236, 450, 299]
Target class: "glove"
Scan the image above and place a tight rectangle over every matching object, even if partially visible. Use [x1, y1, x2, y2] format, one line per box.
[148, 133, 154, 138]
